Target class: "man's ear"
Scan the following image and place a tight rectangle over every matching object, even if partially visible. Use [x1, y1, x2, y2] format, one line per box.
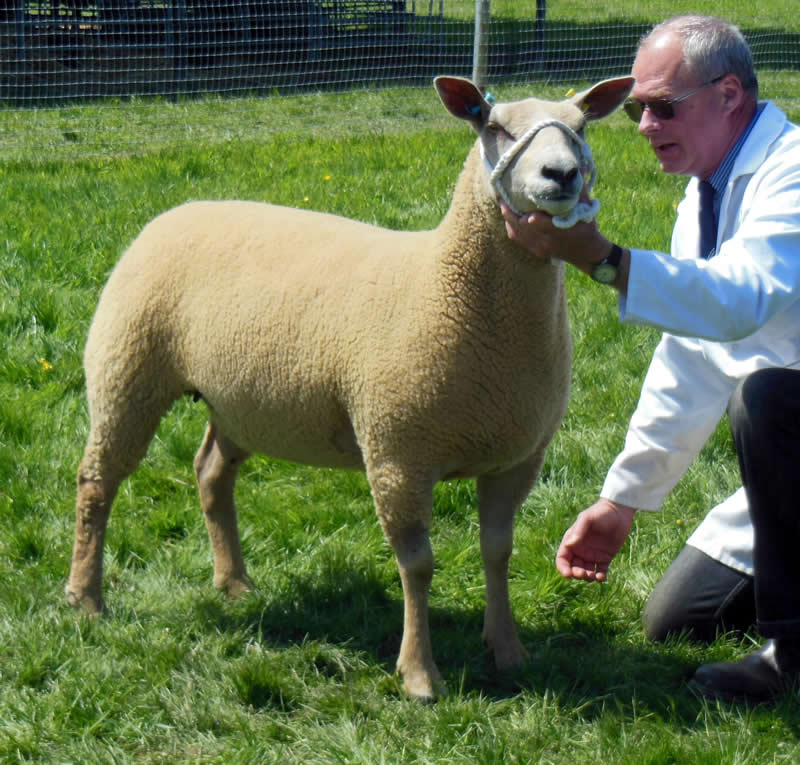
[718, 73, 746, 113]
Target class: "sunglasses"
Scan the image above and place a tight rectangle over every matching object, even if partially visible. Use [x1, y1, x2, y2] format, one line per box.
[623, 75, 725, 122]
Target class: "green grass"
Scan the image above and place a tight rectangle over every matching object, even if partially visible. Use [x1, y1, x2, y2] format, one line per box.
[542, 0, 799, 27]
[1, 74, 800, 762]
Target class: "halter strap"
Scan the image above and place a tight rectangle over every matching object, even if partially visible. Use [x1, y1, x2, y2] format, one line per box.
[481, 118, 600, 228]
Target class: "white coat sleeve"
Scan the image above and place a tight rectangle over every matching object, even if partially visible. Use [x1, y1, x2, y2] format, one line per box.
[600, 332, 735, 510]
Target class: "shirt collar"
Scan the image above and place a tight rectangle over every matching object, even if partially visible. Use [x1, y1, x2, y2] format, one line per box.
[708, 102, 766, 194]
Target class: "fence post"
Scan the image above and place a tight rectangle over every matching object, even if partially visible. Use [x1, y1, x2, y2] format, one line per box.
[472, 0, 490, 92]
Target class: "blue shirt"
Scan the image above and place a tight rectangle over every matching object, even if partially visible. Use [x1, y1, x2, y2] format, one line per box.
[708, 102, 767, 222]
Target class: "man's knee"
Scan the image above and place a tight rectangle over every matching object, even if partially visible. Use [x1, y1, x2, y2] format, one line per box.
[729, 367, 800, 449]
[729, 369, 774, 433]
[643, 575, 718, 643]
[643, 545, 755, 643]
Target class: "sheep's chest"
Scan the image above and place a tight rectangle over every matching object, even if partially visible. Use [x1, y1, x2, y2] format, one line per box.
[468, 352, 570, 474]
[403, 304, 572, 479]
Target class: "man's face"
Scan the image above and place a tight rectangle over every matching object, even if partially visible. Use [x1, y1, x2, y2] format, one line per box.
[630, 33, 727, 179]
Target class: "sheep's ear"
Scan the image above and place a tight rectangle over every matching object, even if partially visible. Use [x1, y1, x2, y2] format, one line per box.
[434, 76, 490, 129]
[571, 76, 635, 120]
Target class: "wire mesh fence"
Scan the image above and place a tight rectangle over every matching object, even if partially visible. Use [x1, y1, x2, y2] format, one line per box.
[3, 1, 539, 103]
[4, 1, 797, 105]
[1, 2, 798, 157]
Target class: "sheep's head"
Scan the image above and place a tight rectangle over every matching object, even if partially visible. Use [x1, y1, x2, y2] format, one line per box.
[434, 76, 634, 222]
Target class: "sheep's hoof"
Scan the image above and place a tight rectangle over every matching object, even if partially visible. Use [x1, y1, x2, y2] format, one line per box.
[400, 667, 447, 701]
[492, 639, 529, 671]
[65, 586, 105, 617]
[216, 576, 252, 600]
[483, 624, 528, 670]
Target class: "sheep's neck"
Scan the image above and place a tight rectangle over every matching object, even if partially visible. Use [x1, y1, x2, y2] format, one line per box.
[433, 144, 564, 324]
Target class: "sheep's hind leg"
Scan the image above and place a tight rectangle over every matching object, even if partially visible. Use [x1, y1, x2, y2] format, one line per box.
[369, 464, 443, 700]
[477, 454, 543, 670]
[67, 454, 124, 615]
[194, 421, 252, 597]
[67, 405, 172, 615]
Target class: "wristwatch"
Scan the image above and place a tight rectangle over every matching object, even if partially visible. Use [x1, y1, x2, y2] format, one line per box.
[591, 243, 623, 284]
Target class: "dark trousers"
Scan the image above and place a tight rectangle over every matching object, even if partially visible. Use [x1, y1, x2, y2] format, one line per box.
[729, 367, 800, 638]
[644, 367, 800, 642]
[643, 544, 755, 642]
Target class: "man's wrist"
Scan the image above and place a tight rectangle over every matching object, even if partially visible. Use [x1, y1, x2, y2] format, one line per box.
[590, 243, 623, 284]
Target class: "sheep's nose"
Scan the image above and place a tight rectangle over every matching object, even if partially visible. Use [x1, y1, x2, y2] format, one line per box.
[541, 165, 579, 190]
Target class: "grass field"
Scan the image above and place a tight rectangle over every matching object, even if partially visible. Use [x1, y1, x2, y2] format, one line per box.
[2, 72, 800, 762]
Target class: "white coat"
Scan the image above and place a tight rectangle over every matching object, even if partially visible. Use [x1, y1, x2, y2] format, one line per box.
[600, 100, 800, 575]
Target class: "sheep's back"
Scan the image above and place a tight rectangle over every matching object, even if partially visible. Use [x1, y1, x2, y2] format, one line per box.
[85, 200, 438, 464]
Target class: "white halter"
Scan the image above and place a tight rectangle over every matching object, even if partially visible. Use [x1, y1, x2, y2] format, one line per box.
[481, 118, 600, 229]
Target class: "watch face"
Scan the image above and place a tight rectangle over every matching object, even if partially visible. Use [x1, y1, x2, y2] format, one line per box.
[592, 263, 618, 284]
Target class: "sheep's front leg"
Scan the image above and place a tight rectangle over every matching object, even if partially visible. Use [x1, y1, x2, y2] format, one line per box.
[477, 454, 543, 669]
[370, 465, 443, 700]
[393, 524, 443, 700]
[194, 421, 252, 597]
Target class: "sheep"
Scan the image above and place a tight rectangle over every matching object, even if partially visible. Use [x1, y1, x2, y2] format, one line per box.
[66, 74, 634, 700]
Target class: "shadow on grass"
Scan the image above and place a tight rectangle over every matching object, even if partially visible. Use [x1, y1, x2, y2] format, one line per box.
[185, 565, 800, 730]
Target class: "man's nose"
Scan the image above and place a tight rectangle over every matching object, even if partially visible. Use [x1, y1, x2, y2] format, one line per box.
[637, 107, 662, 136]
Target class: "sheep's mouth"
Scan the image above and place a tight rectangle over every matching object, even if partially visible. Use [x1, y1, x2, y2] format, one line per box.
[544, 191, 578, 202]
[523, 184, 580, 209]
[533, 195, 578, 216]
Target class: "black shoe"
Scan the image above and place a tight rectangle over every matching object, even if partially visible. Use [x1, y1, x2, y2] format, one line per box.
[689, 639, 800, 704]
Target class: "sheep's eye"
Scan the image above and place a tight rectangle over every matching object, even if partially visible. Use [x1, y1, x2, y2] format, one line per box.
[487, 122, 513, 139]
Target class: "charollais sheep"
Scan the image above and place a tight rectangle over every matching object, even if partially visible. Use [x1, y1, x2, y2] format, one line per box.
[67, 75, 633, 699]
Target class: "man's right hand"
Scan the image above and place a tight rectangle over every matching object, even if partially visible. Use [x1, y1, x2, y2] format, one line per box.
[555, 499, 637, 582]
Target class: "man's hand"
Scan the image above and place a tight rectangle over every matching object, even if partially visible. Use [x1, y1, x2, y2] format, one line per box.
[501, 202, 565, 257]
[555, 499, 637, 582]
[500, 202, 628, 293]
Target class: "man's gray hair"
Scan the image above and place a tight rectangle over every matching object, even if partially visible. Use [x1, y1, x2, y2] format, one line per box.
[643, 15, 759, 101]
